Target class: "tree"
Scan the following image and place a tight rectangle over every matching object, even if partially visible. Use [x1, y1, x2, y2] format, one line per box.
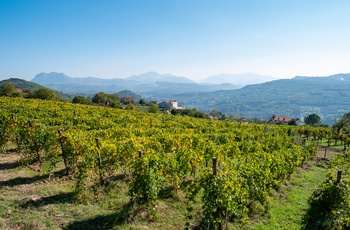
[32, 88, 57, 100]
[72, 96, 92, 105]
[92, 92, 122, 108]
[148, 103, 159, 113]
[139, 98, 147, 105]
[121, 97, 135, 105]
[125, 103, 134, 110]
[304, 114, 321, 126]
[92, 92, 109, 104]
[333, 112, 350, 135]
[0, 82, 16, 96]
[288, 119, 297, 126]
[209, 109, 225, 120]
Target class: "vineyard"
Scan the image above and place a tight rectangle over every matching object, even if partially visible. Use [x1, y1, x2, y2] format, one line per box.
[0, 96, 349, 229]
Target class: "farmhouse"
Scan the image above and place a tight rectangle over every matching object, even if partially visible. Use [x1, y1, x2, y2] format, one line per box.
[155, 100, 185, 110]
[268, 115, 301, 125]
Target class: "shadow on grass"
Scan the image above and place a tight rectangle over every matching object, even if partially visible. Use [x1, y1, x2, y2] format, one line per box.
[0, 168, 66, 188]
[301, 181, 345, 230]
[19, 191, 75, 208]
[0, 161, 19, 170]
[0, 174, 49, 188]
[63, 201, 133, 230]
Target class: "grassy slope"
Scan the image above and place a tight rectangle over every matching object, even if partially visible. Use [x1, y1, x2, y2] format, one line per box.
[232, 148, 334, 230]
[0, 153, 198, 230]
[0, 147, 333, 230]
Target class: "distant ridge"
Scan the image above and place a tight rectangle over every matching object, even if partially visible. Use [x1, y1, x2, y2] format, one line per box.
[174, 73, 350, 125]
[31, 72, 239, 94]
[7, 72, 350, 125]
[32, 71, 196, 85]
[127, 71, 195, 84]
[199, 72, 277, 85]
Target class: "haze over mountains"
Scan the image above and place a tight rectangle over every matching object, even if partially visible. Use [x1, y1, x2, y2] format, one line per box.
[31, 72, 242, 94]
[200, 73, 277, 85]
[26, 71, 350, 125]
[175, 73, 350, 125]
[32, 71, 276, 87]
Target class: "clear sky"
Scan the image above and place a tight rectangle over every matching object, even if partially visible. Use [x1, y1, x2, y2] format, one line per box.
[1, 0, 350, 81]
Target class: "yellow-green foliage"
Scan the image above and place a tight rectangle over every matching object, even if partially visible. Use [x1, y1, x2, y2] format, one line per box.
[303, 150, 350, 229]
[0, 96, 323, 228]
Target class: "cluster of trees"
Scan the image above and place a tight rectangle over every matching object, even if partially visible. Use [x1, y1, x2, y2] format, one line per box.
[0, 82, 58, 100]
[170, 108, 209, 118]
[304, 114, 321, 126]
[73, 92, 138, 110]
[332, 112, 350, 145]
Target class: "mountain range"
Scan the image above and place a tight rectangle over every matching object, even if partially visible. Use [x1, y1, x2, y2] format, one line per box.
[3, 71, 350, 125]
[31, 72, 240, 94]
[173, 73, 350, 125]
[199, 72, 277, 85]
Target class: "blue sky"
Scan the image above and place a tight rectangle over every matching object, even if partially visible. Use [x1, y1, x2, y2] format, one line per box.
[1, 0, 350, 81]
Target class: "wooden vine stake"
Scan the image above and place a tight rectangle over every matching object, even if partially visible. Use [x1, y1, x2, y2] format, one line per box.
[58, 129, 69, 175]
[212, 156, 223, 230]
[95, 138, 104, 186]
[212, 157, 217, 176]
[337, 170, 343, 182]
[138, 149, 143, 158]
[324, 147, 327, 159]
[28, 120, 33, 128]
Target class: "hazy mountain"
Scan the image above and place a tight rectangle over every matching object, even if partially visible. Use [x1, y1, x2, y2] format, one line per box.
[127, 71, 195, 84]
[173, 73, 350, 125]
[200, 72, 277, 85]
[31, 72, 239, 94]
[32, 72, 137, 86]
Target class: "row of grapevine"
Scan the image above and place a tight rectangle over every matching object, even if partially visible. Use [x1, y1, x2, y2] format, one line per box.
[1, 96, 323, 228]
[303, 150, 350, 230]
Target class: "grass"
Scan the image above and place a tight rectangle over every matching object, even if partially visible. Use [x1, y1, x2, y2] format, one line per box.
[247, 164, 326, 230]
[231, 146, 336, 230]
[0, 144, 338, 230]
[0, 153, 198, 230]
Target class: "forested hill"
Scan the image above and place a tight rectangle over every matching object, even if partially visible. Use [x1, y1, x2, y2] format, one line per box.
[0, 78, 43, 91]
[174, 73, 350, 125]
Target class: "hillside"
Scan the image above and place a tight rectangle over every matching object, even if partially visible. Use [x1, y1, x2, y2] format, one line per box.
[0, 78, 74, 101]
[0, 96, 337, 229]
[28, 72, 350, 124]
[0, 78, 42, 91]
[174, 73, 350, 125]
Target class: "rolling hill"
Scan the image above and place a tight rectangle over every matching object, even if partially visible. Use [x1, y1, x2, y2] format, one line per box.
[0, 78, 43, 91]
[174, 73, 350, 125]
